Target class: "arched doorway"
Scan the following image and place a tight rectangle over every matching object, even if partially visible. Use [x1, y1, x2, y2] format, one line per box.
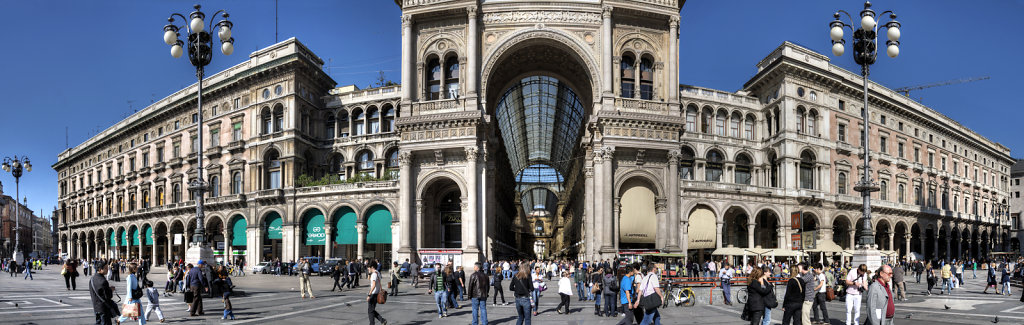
[875, 219, 891, 251]
[206, 217, 225, 264]
[894, 222, 908, 258]
[169, 220, 186, 262]
[925, 226, 936, 260]
[833, 216, 852, 249]
[938, 225, 949, 260]
[688, 205, 717, 262]
[155, 222, 168, 265]
[911, 224, 922, 257]
[262, 211, 283, 262]
[755, 209, 780, 249]
[227, 215, 247, 265]
[421, 178, 463, 249]
[333, 207, 358, 259]
[619, 178, 658, 249]
[141, 224, 153, 260]
[365, 205, 393, 263]
[300, 209, 327, 259]
[723, 207, 749, 248]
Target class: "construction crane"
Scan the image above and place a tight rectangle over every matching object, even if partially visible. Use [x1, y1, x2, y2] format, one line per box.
[894, 76, 989, 97]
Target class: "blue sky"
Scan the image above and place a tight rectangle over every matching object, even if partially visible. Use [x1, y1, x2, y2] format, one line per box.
[0, 1, 1021, 216]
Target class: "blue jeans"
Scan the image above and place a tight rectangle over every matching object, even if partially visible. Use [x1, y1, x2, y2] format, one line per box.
[762, 307, 772, 325]
[459, 284, 465, 300]
[434, 291, 448, 316]
[532, 289, 541, 312]
[448, 289, 460, 309]
[471, 298, 488, 325]
[639, 307, 660, 325]
[1003, 282, 1012, 295]
[972, 269, 977, 278]
[722, 280, 731, 304]
[576, 281, 586, 298]
[515, 297, 532, 325]
[588, 285, 595, 300]
[23, 270, 32, 280]
[942, 278, 952, 293]
[593, 290, 601, 310]
[222, 309, 234, 319]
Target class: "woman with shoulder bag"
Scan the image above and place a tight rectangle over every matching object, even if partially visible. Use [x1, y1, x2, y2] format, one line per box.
[781, 266, 804, 325]
[117, 263, 146, 325]
[634, 264, 663, 325]
[743, 267, 773, 325]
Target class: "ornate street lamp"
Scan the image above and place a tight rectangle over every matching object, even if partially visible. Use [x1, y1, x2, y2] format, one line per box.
[162, 4, 235, 265]
[2, 156, 32, 263]
[830, 1, 900, 263]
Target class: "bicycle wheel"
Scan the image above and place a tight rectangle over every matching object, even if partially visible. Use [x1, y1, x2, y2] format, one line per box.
[736, 288, 748, 304]
[682, 289, 696, 307]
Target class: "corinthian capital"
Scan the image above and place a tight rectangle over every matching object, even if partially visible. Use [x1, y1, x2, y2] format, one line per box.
[465, 146, 479, 162]
[603, 6, 613, 19]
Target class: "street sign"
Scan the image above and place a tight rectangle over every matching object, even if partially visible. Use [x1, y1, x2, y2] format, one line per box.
[791, 212, 802, 230]
[791, 233, 802, 250]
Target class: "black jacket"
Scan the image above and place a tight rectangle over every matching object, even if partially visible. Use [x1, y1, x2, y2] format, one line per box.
[509, 275, 534, 298]
[89, 274, 114, 314]
[746, 280, 772, 311]
[428, 272, 450, 292]
[492, 272, 504, 287]
[783, 278, 804, 307]
[467, 271, 489, 299]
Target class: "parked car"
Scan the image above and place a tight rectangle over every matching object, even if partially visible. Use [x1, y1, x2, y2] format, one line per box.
[320, 258, 345, 276]
[299, 257, 323, 275]
[253, 262, 270, 274]
[416, 266, 438, 287]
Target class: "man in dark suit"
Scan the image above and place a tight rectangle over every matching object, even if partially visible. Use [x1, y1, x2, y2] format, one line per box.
[89, 261, 117, 325]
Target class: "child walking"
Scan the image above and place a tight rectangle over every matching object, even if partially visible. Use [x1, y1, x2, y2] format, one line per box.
[220, 273, 235, 320]
[144, 280, 166, 323]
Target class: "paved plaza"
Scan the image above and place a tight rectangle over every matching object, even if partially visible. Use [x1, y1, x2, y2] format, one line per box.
[1, 266, 1022, 324]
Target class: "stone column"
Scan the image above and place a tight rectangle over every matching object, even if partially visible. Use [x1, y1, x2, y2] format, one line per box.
[324, 225, 333, 258]
[933, 235, 940, 260]
[593, 150, 605, 257]
[356, 224, 366, 261]
[72, 239, 78, 259]
[166, 236, 172, 262]
[601, 147, 615, 256]
[401, 15, 414, 104]
[602, 6, 613, 96]
[224, 228, 231, 259]
[466, 6, 479, 99]
[716, 222, 724, 249]
[668, 16, 679, 102]
[945, 231, 951, 261]
[584, 163, 595, 260]
[464, 147, 480, 253]
[151, 237, 157, 264]
[666, 151, 681, 251]
[888, 233, 894, 252]
[747, 223, 756, 249]
[398, 151, 413, 259]
[87, 239, 93, 260]
[614, 199, 622, 249]
[904, 234, 911, 258]
[138, 232, 143, 259]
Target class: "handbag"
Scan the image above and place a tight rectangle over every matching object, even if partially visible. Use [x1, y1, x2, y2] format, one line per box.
[639, 274, 662, 312]
[764, 282, 778, 309]
[377, 290, 388, 304]
[120, 302, 140, 317]
[826, 286, 836, 301]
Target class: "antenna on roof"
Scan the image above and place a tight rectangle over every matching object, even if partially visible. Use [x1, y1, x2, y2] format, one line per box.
[275, 0, 279, 43]
[65, 126, 69, 149]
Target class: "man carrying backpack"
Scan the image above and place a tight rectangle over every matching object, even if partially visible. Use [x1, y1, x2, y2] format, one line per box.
[603, 270, 619, 317]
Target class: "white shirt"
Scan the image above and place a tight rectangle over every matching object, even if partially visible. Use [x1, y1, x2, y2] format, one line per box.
[558, 277, 573, 295]
[369, 271, 381, 295]
[846, 270, 865, 295]
[638, 273, 661, 297]
[817, 273, 827, 293]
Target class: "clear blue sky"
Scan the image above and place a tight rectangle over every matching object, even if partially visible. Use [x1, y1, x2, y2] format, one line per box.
[0, 1, 1021, 216]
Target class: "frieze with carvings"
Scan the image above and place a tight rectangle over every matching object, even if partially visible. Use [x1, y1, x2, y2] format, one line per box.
[482, 11, 602, 25]
[601, 119, 681, 142]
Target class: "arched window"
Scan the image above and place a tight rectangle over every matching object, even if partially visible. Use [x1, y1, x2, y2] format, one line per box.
[382, 105, 396, 132]
[744, 114, 755, 140]
[261, 108, 272, 134]
[807, 109, 818, 136]
[231, 171, 242, 194]
[897, 184, 905, 203]
[942, 190, 949, 209]
[352, 109, 365, 136]
[445, 56, 460, 99]
[172, 183, 181, 203]
[685, 105, 698, 132]
[837, 172, 848, 194]
[143, 190, 151, 208]
[265, 150, 282, 190]
[357, 150, 375, 178]
[880, 180, 888, 200]
[639, 56, 654, 100]
[128, 192, 136, 211]
[386, 150, 400, 179]
[679, 147, 695, 180]
[765, 112, 773, 136]
[367, 107, 380, 134]
[914, 185, 922, 205]
[799, 150, 815, 189]
[796, 107, 806, 134]
[773, 107, 781, 135]
[209, 175, 220, 198]
[730, 112, 741, 138]
[325, 113, 336, 139]
[701, 107, 713, 134]
[273, 106, 284, 132]
[735, 154, 752, 185]
[338, 110, 350, 137]
[706, 150, 724, 182]
[953, 194, 959, 211]
[620, 54, 635, 98]
[427, 58, 441, 100]
[715, 110, 727, 136]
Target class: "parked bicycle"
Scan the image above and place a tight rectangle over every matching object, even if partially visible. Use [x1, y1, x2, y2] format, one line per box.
[662, 284, 697, 307]
[736, 286, 748, 304]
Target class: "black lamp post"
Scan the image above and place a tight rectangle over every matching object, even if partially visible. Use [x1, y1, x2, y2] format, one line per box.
[162, 4, 235, 264]
[2, 156, 32, 263]
[829, 1, 901, 250]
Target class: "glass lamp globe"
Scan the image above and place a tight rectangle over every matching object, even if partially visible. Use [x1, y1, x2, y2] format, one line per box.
[861, 15, 876, 30]
[163, 30, 178, 45]
[887, 27, 900, 41]
[218, 26, 231, 42]
[171, 44, 183, 58]
[222, 42, 234, 56]
[887, 45, 899, 58]
[190, 17, 205, 33]
[830, 26, 844, 42]
[832, 43, 845, 56]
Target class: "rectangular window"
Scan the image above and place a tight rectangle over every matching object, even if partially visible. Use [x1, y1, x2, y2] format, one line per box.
[928, 152, 934, 167]
[174, 121, 180, 130]
[880, 115, 886, 125]
[269, 170, 281, 189]
[953, 161, 959, 175]
[212, 105, 218, 116]
[898, 121, 903, 131]
[232, 122, 242, 141]
[941, 157, 947, 171]
[129, 158, 136, 171]
[898, 142, 905, 158]
[838, 100, 845, 111]
[173, 144, 180, 158]
[158, 127, 163, 136]
[914, 148, 920, 163]
[234, 98, 240, 109]
[879, 136, 887, 153]
[210, 129, 220, 147]
[837, 124, 846, 142]
[143, 133, 149, 142]
[130, 139, 135, 148]
[142, 154, 149, 168]
[191, 136, 198, 153]
[191, 113, 198, 124]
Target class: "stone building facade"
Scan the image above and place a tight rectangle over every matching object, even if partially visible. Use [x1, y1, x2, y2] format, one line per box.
[56, 1, 1013, 269]
[1, 181, 39, 259]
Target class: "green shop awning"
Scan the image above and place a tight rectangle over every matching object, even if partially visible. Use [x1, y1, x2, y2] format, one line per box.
[110, 231, 117, 247]
[335, 207, 357, 245]
[304, 210, 326, 246]
[144, 226, 153, 245]
[130, 227, 140, 246]
[120, 229, 128, 247]
[265, 212, 282, 240]
[366, 205, 392, 244]
[231, 215, 247, 246]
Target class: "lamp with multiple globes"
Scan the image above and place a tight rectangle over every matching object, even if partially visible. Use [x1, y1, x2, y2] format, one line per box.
[2, 156, 31, 263]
